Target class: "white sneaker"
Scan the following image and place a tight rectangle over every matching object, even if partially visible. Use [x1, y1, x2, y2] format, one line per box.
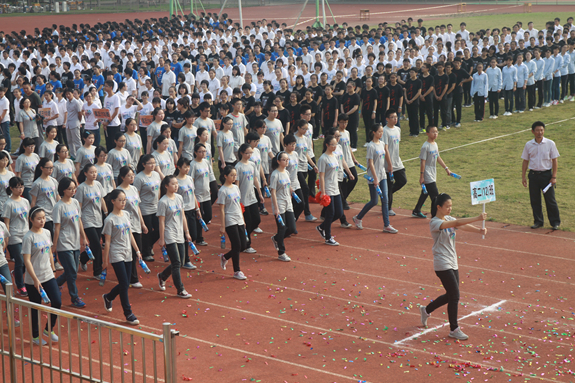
[243, 247, 256, 254]
[449, 327, 469, 340]
[130, 282, 143, 288]
[219, 254, 228, 270]
[54, 261, 64, 271]
[363, 143, 369, 147]
[33, 337, 47, 346]
[233, 271, 247, 280]
[325, 237, 339, 246]
[177, 290, 192, 299]
[253, 227, 263, 233]
[351, 148, 357, 152]
[388, 209, 396, 216]
[420, 305, 430, 327]
[43, 330, 59, 342]
[278, 253, 291, 262]
[352, 215, 363, 230]
[383, 225, 398, 234]
[80, 262, 87, 272]
[492, 115, 498, 119]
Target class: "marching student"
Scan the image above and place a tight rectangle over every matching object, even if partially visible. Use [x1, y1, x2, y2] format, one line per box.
[117, 166, 148, 287]
[53, 144, 77, 183]
[15, 138, 40, 202]
[3, 176, 31, 296]
[283, 134, 305, 221]
[106, 133, 133, 178]
[174, 158, 200, 270]
[337, 114, 358, 211]
[39, 126, 59, 162]
[190, 144, 213, 246]
[412, 126, 454, 219]
[30, 158, 60, 241]
[76, 163, 107, 276]
[101, 188, 143, 325]
[235, 144, 264, 254]
[419, 193, 487, 341]
[293, 118, 318, 221]
[217, 116, 237, 183]
[352, 124, 397, 234]
[501, 56, 518, 116]
[123, 118, 143, 169]
[0, 215, 19, 326]
[75, 130, 96, 177]
[134, 154, 161, 262]
[0, 151, 15, 214]
[156, 175, 193, 298]
[486, 58, 502, 119]
[23, 206, 62, 345]
[383, 109, 407, 215]
[53, 177, 88, 308]
[269, 152, 294, 262]
[152, 135, 175, 179]
[94, 146, 116, 198]
[194, 127, 218, 204]
[217, 166, 249, 279]
[470, 62, 488, 122]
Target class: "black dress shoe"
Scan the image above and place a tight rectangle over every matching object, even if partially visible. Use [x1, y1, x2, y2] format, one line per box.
[552, 225, 560, 231]
[143, 256, 155, 262]
[530, 223, 543, 229]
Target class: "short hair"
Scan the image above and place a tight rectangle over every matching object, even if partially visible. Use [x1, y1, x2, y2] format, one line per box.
[531, 120, 545, 130]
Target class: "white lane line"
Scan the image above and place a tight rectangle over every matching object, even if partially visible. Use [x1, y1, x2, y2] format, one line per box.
[395, 299, 507, 344]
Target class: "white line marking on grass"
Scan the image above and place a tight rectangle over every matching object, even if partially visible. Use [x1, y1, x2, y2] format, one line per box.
[395, 299, 507, 344]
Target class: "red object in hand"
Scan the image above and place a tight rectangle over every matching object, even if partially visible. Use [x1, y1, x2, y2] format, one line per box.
[240, 203, 245, 213]
[320, 195, 331, 207]
[315, 192, 322, 203]
[315, 180, 319, 188]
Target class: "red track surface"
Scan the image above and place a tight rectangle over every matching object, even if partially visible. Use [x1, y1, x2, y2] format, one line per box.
[2, 3, 575, 34]
[3, 202, 574, 382]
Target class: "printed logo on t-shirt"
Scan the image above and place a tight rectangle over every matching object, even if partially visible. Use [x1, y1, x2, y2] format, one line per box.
[41, 185, 56, 199]
[13, 206, 27, 219]
[429, 149, 438, 160]
[196, 168, 209, 178]
[86, 191, 101, 204]
[34, 239, 51, 254]
[126, 195, 139, 207]
[228, 191, 241, 204]
[25, 160, 39, 171]
[240, 169, 254, 181]
[375, 148, 385, 160]
[115, 221, 130, 235]
[63, 208, 80, 222]
[98, 170, 112, 183]
[179, 184, 193, 195]
[144, 180, 160, 191]
[168, 203, 182, 216]
[444, 227, 456, 239]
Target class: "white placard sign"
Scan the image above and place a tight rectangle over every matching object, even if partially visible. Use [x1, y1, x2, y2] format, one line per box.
[470, 178, 496, 205]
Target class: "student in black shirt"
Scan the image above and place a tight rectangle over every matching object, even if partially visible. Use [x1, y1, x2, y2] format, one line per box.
[361, 77, 378, 146]
[375, 76, 390, 124]
[404, 68, 422, 136]
[301, 89, 319, 136]
[260, 80, 276, 112]
[419, 63, 435, 133]
[276, 79, 291, 103]
[348, 68, 363, 96]
[387, 73, 404, 125]
[248, 101, 266, 128]
[340, 82, 361, 149]
[433, 62, 449, 129]
[451, 58, 471, 127]
[241, 84, 255, 116]
[444, 62, 457, 128]
[274, 96, 291, 135]
[308, 74, 324, 137]
[321, 85, 339, 136]
[285, 93, 301, 130]
[330, 71, 346, 104]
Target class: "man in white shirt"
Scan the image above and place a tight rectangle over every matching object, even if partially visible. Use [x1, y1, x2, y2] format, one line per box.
[0, 87, 10, 151]
[161, 60, 176, 98]
[102, 79, 121, 150]
[521, 120, 560, 230]
[54, 88, 68, 145]
[124, 68, 138, 97]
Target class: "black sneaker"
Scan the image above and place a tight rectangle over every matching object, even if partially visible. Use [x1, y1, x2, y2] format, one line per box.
[143, 256, 155, 262]
[126, 314, 139, 325]
[270, 235, 279, 251]
[157, 273, 166, 291]
[259, 208, 269, 216]
[316, 225, 326, 239]
[102, 294, 112, 312]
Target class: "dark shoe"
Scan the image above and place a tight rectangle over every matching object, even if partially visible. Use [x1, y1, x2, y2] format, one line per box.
[530, 223, 543, 229]
[143, 256, 155, 262]
[342, 201, 350, 210]
[552, 225, 559, 231]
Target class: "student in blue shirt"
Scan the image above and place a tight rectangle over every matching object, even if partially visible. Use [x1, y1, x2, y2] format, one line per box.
[525, 52, 537, 111]
[35, 76, 46, 97]
[470, 63, 488, 122]
[551, 45, 562, 104]
[485, 58, 502, 118]
[559, 45, 571, 101]
[501, 56, 517, 115]
[49, 71, 62, 90]
[514, 54, 529, 113]
[92, 66, 105, 101]
[543, 48, 555, 107]
[73, 70, 84, 97]
[533, 48, 546, 109]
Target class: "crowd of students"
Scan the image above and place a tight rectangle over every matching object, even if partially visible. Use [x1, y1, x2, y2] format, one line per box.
[0, 12, 572, 343]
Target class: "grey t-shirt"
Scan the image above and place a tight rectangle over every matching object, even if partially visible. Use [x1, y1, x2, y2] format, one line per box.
[157, 194, 185, 244]
[317, 153, 340, 196]
[256, 135, 272, 175]
[189, 159, 211, 203]
[366, 141, 387, 183]
[30, 176, 59, 221]
[66, 98, 83, 129]
[286, 151, 301, 190]
[103, 211, 132, 263]
[106, 148, 132, 178]
[152, 150, 175, 176]
[0, 170, 15, 213]
[0, 221, 10, 268]
[269, 169, 293, 215]
[75, 146, 96, 170]
[178, 126, 197, 159]
[430, 216, 458, 271]
[39, 140, 59, 162]
[420, 141, 439, 184]
[264, 118, 283, 155]
[216, 184, 245, 227]
[75, 181, 105, 229]
[95, 163, 115, 195]
[15, 153, 40, 188]
[133, 171, 161, 216]
[193, 117, 216, 138]
[53, 199, 82, 252]
[176, 175, 196, 211]
[383, 125, 404, 172]
[295, 134, 310, 172]
[227, 113, 248, 149]
[119, 185, 142, 234]
[217, 130, 236, 163]
[2, 198, 30, 245]
[53, 159, 75, 183]
[19, 109, 40, 138]
[334, 144, 345, 182]
[235, 161, 258, 206]
[23, 229, 54, 285]
[124, 133, 142, 169]
[338, 130, 354, 170]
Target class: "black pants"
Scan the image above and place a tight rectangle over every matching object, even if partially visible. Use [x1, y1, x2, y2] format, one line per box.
[210, 180, 218, 205]
[273, 211, 296, 255]
[362, 113, 374, 145]
[81, 226, 103, 276]
[341, 166, 358, 204]
[488, 90, 499, 116]
[243, 202, 260, 248]
[528, 170, 560, 227]
[107, 261, 133, 317]
[386, 168, 407, 209]
[319, 194, 343, 239]
[297, 172, 312, 217]
[526, 84, 536, 110]
[26, 278, 62, 338]
[224, 224, 247, 272]
[308, 157, 317, 196]
[413, 181, 439, 217]
[139, 127, 148, 158]
[218, 160, 237, 184]
[433, 96, 447, 127]
[56, 124, 67, 147]
[463, 81, 472, 105]
[159, 242, 186, 293]
[105, 125, 121, 152]
[199, 200, 212, 227]
[425, 269, 460, 331]
[503, 89, 514, 112]
[292, 188, 305, 221]
[452, 92, 463, 124]
[569, 73, 575, 95]
[183, 209, 200, 264]
[130, 232, 142, 284]
[515, 87, 526, 111]
[141, 214, 160, 260]
[419, 94, 433, 130]
[406, 101, 419, 135]
[560, 75, 569, 99]
[347, 116, 359, 149]
[536, 80, 544, 108]
[375, 108, 387, 125]
[473, 95, 485, 120]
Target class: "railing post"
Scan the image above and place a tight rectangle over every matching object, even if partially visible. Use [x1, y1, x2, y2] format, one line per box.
[171, 328, 179, 380]
[6, 283, 17, 383]
[163, 323, 172, 383]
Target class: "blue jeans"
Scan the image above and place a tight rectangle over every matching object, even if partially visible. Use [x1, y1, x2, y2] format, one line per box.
[56, 250, 80, 302]
[357, 179, 390, 227]
[106, 261, 133, 317]
[159, 243, 186, 292]
[319, 194, 343, 240]
[552, 77, 561, 101]
[0, 263, 11, 293]
[26, 278, 61, 338]
[23, 187, 32, 203]
[544, 79, 552, 103]
[7, 243, 23, 288]
[1, 121, 10, 152]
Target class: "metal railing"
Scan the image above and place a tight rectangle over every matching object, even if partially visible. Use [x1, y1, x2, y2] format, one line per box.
[1, 282, 178, 383]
